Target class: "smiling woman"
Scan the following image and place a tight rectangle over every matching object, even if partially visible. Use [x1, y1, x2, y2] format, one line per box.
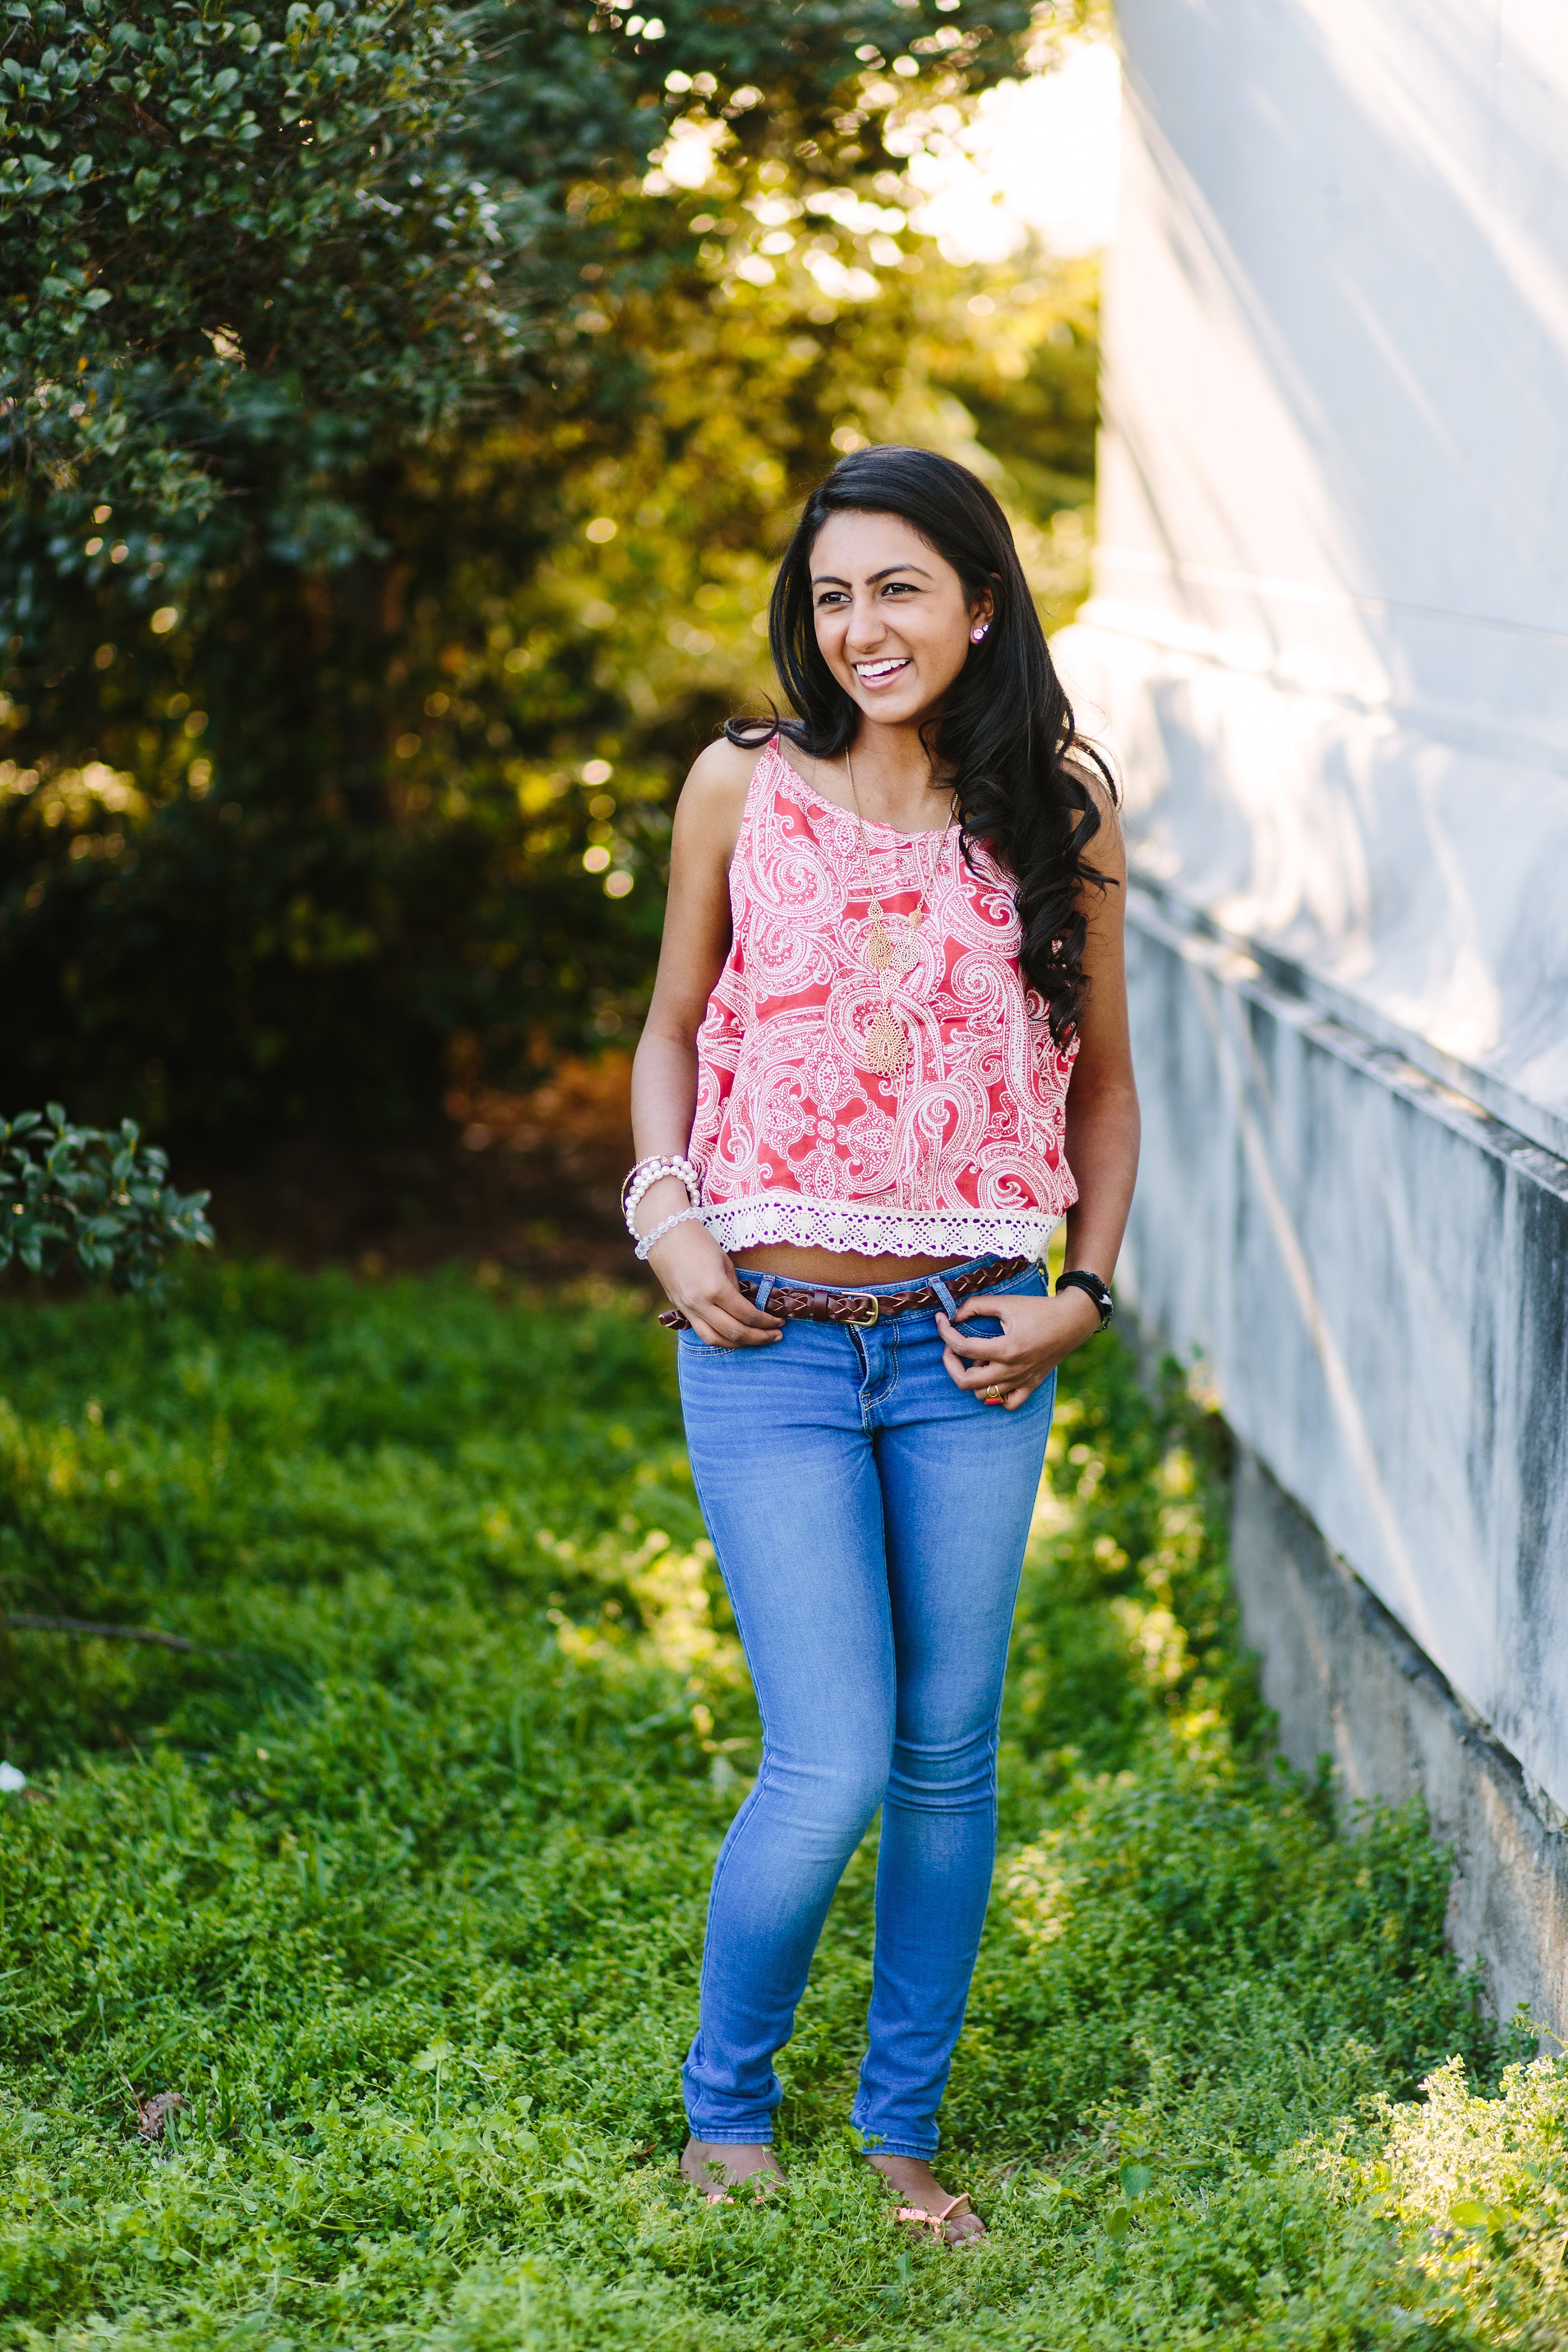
[811, 514, 984, 707]
[620, 446, 1142, 2243]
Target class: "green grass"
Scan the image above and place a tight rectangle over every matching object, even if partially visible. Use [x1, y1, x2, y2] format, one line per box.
[0, 1262, 1563, 2350]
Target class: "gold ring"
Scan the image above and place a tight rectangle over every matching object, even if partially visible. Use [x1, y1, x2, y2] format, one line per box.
[984, 1384, 1004, 1402]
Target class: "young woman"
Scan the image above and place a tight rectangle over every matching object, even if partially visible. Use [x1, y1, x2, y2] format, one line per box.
[625, 445, 1139, 2245]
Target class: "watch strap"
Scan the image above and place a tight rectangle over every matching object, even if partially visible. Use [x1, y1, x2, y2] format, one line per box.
[1055, 1268, 1114, 1329]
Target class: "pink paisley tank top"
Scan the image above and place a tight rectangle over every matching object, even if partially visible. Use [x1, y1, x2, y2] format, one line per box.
[688, 739, 1079, 1261]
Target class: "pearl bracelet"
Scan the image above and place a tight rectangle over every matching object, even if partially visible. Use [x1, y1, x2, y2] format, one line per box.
[621, 1154, 700, 1238]
[633, 1205, 708, 1262]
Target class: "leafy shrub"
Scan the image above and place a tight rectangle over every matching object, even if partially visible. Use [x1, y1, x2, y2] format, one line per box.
[0, 1104, 212, 1295]
[2, 0, 503, 535]
[1364, 2054, 1568, 2348]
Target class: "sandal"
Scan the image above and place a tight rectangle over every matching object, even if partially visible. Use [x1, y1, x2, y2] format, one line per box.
[895, 2191, 985, 2247]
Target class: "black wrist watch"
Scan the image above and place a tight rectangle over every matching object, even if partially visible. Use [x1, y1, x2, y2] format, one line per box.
[1055, 1268, 1114, 1330]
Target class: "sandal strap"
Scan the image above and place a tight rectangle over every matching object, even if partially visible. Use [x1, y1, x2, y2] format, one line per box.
[895, 2191, 975, 2231]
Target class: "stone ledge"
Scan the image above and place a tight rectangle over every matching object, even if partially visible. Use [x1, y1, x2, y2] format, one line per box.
[1117, 887, 1568, 1815]
[1126, 880, 1568, 1204]
[1230, 1442, 1568, 2041]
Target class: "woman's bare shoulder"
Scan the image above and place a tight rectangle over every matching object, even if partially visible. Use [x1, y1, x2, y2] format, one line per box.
[674, 732, 773, 849]
[684, 732, 771, 797]
[1070, 750, 1126, 864]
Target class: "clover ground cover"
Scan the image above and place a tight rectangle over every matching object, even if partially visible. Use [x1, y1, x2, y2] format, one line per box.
[0, 1266, 1563, 2348]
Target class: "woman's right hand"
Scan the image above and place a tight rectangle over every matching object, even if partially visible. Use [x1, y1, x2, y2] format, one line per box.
[646, 1220, 784, 1348]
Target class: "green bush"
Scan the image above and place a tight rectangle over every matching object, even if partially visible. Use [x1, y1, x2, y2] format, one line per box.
[0, 1263, 1557, 2346]
[0, 1104, 212, 1295]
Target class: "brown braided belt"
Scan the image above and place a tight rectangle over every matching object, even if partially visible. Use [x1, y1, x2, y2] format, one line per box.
[656, 1255, 1031, 1333]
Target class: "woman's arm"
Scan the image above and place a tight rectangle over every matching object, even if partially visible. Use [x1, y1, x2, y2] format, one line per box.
[1060, 782, 1141, 1288]
[629, 740, 784, 1348]
[939, 776, 1141, 1404]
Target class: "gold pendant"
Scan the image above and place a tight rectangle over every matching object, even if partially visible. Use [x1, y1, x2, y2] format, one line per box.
[866, 909, 918, 976]
[864, 1004, 909, 1076]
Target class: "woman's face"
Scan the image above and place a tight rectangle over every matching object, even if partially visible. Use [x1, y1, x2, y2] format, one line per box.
[809, 508, 990, 729]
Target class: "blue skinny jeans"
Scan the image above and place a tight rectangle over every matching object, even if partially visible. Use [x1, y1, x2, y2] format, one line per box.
[677, 1254, 1055, 2159]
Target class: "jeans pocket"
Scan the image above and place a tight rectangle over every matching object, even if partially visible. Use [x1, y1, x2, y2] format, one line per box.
[677, 1330, 752, 1361]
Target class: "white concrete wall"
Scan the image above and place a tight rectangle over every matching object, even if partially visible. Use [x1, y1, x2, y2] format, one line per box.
[1054, 2, 1568, 1813]
[1059, 0, 1568, 1158]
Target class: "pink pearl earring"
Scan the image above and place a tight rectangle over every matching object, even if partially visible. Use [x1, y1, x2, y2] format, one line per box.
[970, 624, 989, 642]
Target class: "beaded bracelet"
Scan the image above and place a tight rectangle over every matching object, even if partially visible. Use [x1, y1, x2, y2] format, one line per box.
[633, 1204, 708, 1262]
[621, 1154, 700, 1238]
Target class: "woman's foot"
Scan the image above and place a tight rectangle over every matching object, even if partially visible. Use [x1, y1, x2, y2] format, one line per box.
[863, 2153, 985, 2246]
[681, 2137, 785, 2204]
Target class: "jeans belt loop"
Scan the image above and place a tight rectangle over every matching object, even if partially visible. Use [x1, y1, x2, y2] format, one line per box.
[929, 1275, 960, 1322]
[753, 1272, 777, 1313]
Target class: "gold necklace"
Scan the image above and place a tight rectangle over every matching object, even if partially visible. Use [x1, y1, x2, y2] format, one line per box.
[844, 744, 954, 1078]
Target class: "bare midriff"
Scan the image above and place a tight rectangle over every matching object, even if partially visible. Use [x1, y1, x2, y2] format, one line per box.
[733, 1245, 974, 1286]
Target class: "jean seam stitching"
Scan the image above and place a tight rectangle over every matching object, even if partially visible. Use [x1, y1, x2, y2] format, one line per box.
[685, 1463, 780, 2138]
[689, 1770, 777, 2138]
[695, 1772, 760, 2008]
[859, 1325, 899, 1422]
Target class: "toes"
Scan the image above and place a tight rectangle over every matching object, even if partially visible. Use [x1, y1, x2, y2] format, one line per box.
[682, 2141, 784, 2206]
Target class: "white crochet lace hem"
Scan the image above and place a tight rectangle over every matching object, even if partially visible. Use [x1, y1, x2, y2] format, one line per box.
[701, 1195, 1061, 1263]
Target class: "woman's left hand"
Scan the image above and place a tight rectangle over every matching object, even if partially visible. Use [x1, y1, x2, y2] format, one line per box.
[936, 1287, 1102, 1409]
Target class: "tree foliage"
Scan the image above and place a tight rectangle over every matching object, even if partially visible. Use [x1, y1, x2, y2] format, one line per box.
[1, 0, 1102, 1146]
[3, 0, 1044, 567]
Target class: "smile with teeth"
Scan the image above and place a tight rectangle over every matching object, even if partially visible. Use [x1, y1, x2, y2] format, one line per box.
[854, 657, 910, 683]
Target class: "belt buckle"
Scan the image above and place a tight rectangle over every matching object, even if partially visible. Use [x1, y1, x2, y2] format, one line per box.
[843, 1291, 880, 1326]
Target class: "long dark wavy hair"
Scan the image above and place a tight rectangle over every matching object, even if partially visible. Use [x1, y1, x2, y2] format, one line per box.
[726, 444, 1116, 1044]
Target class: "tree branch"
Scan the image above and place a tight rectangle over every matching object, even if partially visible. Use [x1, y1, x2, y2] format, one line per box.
[5, 1612, 202, 1652]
